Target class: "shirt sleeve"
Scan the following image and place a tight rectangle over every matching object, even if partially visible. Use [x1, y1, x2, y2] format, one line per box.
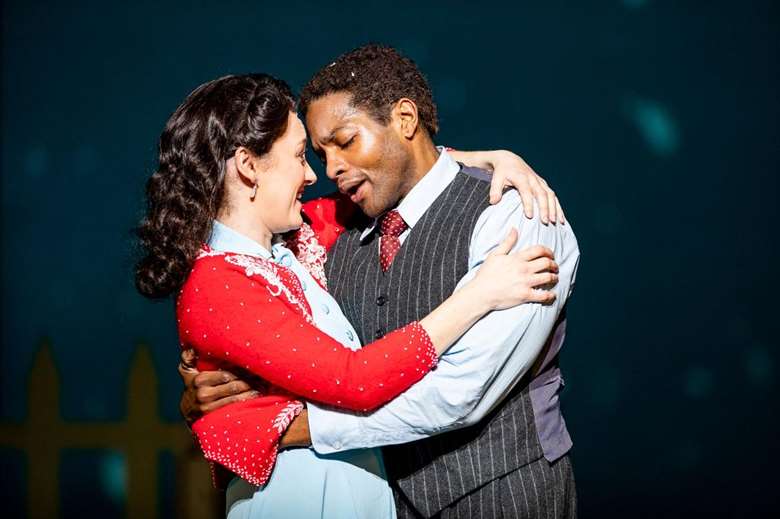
[307, 191, 580, 452]
[178, 260, 437, 413]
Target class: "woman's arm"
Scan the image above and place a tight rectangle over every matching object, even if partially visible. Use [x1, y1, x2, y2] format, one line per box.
[180, 234, 556, 413]
[448, 149, 565, 224]
[191, 394, 303, 487]
[181, 262, 434, 413]
[298, 193, 357, 251]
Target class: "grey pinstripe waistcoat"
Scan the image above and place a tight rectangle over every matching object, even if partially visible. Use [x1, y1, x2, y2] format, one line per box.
[325, 167, 546, 517]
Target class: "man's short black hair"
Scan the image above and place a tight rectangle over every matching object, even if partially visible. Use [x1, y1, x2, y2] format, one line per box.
[299, 44, 439, 136]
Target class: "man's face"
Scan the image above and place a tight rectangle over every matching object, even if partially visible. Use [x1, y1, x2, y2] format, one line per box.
[306, 92, 413, 218]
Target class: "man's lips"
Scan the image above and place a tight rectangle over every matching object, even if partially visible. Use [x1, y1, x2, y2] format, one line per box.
[337, 177, 365, 195]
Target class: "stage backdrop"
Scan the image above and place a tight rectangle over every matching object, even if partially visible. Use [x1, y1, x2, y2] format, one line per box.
[2, 1, 778, 518]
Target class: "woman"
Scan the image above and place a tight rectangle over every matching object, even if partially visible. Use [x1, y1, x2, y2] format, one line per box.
[136, 74, 561, 518]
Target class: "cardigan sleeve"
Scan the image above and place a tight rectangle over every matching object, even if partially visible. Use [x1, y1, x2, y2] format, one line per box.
[190, 395, 303, 487]
[300, 193, 359, 250]
[178, 260, 438, 413]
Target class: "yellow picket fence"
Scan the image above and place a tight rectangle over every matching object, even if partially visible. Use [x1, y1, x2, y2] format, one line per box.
[0, 341, 220, 518]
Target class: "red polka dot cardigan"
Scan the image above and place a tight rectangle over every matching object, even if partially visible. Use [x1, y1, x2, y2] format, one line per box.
[178, 195, 437, 487]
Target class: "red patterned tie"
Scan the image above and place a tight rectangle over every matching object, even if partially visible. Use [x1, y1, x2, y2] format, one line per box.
[378, 209, 408, 272]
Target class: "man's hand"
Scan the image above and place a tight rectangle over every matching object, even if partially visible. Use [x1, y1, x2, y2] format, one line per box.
[447, 149, 564, 224]
[280, 409, 312, 448]
[178, 349, 258, 425]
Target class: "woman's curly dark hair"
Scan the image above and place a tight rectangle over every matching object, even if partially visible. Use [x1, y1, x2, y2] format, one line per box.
[135, 74, 295, 299]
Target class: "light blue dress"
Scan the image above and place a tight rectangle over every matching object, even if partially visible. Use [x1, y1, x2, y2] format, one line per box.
[207, 221, 396, 519]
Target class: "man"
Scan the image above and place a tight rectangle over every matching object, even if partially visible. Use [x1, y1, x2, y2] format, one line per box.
[181, 44, 580, 518]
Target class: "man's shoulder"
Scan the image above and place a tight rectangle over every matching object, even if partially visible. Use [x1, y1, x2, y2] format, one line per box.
[474, 190, 578, 247]
[435, 165, 493, 215]
[475, 188, 524, 221]
[456, 164, 493, 184]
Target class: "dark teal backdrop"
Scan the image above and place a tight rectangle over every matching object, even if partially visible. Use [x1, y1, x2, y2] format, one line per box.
[2, 1, 778, 517]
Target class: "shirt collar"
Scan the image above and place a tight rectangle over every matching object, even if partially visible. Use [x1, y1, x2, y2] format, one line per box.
[208, 220, 289, 260]
[360, 147, 460, 242]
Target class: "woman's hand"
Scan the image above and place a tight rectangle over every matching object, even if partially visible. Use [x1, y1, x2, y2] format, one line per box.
[419, 228, 557, 355]
[447, 149, 564, 224]
[470, 229, 558, 310]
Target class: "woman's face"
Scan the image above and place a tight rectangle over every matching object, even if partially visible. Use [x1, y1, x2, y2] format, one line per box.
[257, 112, 317, 234]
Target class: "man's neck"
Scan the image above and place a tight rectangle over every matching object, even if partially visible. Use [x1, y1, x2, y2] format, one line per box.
[399, 140, 440, 199]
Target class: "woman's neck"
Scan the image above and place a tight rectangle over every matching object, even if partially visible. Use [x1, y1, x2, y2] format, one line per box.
[216, 209, 274, 252]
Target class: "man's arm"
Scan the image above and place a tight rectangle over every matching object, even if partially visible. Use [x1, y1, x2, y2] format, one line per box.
[306, 191, 580, 453]
[279, 408, 311, 447]
[178, 349, 258, 425]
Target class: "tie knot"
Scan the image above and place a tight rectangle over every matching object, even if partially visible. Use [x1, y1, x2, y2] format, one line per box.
[379, 210, 408, 238]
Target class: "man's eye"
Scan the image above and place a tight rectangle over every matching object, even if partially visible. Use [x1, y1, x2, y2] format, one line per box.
[340, 136, 356, 149]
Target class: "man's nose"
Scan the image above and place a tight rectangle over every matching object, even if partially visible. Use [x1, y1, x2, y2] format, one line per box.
[325, 153, 346, 180]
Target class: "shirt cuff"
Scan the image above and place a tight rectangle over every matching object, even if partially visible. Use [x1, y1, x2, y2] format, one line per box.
[307, 401, 367, 454]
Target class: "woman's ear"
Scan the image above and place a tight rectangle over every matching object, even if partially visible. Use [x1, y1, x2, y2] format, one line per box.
[233, 146, 259, 186]
[392, 98, 420, 140]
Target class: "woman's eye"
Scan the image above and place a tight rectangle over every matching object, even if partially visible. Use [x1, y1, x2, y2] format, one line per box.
[340, 136, 356, 149]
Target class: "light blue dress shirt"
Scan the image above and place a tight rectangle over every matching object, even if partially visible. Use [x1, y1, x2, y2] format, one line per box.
[205, 221, 395, 519]
[307, 149, 580, 457]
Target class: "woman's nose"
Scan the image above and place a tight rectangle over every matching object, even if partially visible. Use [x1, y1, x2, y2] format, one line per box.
[305, 161, 317, 185]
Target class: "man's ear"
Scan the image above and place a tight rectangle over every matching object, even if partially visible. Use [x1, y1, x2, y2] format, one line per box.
[392, 98, 420, 140]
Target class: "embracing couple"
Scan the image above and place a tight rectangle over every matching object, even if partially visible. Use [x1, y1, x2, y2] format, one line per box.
[136, 44, 580, 518]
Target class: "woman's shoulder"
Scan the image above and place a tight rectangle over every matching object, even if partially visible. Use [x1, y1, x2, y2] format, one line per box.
[183, 246, 277, 294]
[180, 245, 313, 320]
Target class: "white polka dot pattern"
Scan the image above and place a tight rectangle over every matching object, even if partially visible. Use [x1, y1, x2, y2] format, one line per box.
[379, 209, 408, 272]
[179, 242, 437, 488]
